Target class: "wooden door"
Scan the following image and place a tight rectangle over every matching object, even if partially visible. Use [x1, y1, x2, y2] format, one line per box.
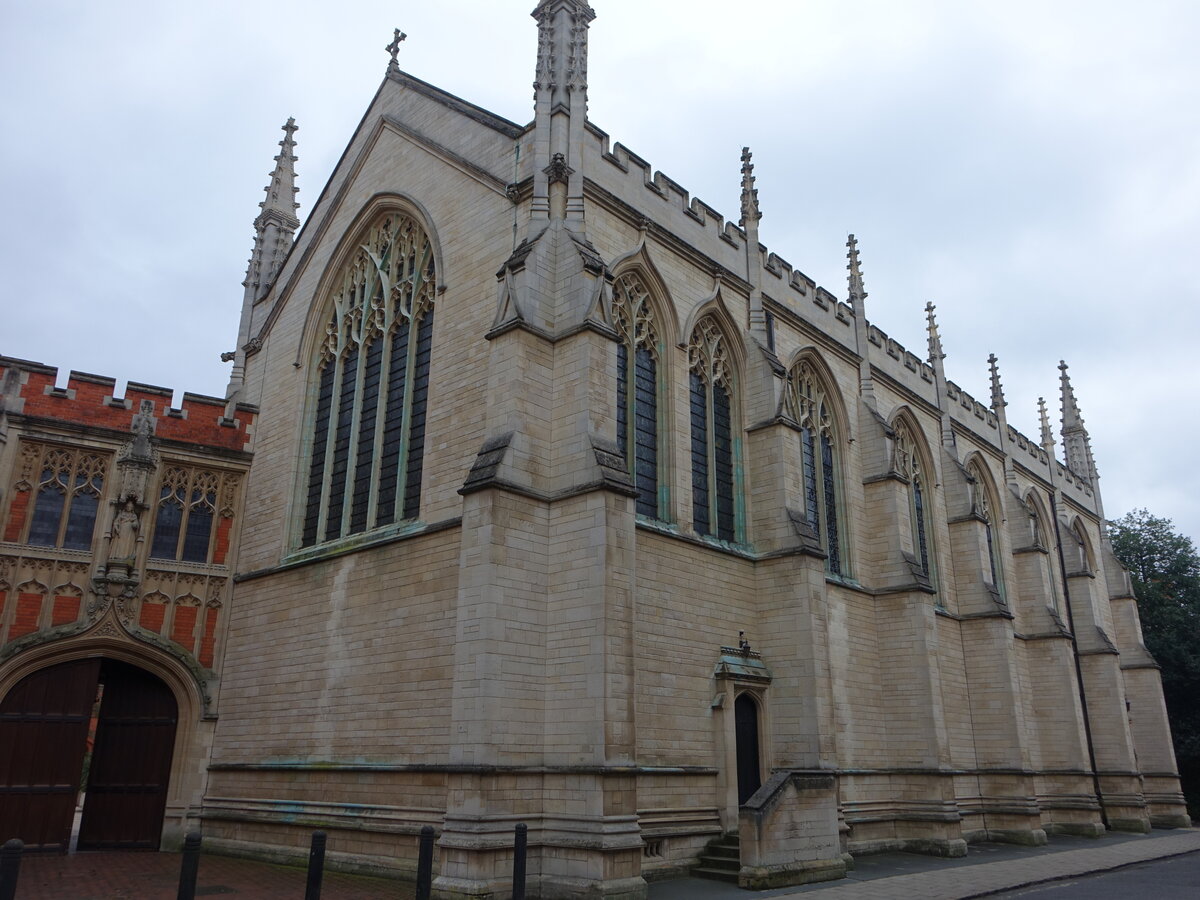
[0, 658, 101, 852]
[735, 692, 762, 805]
[77, 660, 177, 849]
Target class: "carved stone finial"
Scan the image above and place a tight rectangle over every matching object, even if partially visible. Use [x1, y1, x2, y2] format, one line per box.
[739, 147, 761, 227]
[386, 28, 407, 73]
[532, 1, 595, 97]
[846, 234, 867, 304]
[1058, 360, 1094, 478]
[1058, 360, 1085, 430]
[255, 117, 300, 226]
[988, 353, 1006, 410]
[1038, 397, 1054, 448]
[925, 301, 945, 362]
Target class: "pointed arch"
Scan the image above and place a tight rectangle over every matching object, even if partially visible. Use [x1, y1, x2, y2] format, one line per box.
[607, 239, 680, 347]
[964, 453, 1005, 597]
[1023, 489, 1062, 611]
[611, 265, 671, 520]
[890, 409, 937, 587]
[296, 199, 440, 549]
[296, 193, 446, 369]
[688, 311, 744, 543]
[1023, 490, 1052, 549]
[680, 286, 747, 373]
[785, 351, 850, 575]
[1067, 517, 1094, 574]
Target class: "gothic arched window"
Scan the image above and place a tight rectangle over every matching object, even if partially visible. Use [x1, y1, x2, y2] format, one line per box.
[967, 459, 1004, 596]
[301, 211, 436, 548]
[1026, 492, 1061, 611]
[1070, 521, 1092, 574]
[612, 273, 663, 519]
[26, 447, 106, 551]
[785, 359, 846, 575]
[688, 316, 739, 542]
[894, 419, 934, 584]
[150, 466, 236, 564]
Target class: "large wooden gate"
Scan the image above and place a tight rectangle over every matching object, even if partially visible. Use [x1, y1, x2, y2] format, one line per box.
[78, 660, 178, 849]
[0, 659, 100, 851]
[0, 658, 178, 851]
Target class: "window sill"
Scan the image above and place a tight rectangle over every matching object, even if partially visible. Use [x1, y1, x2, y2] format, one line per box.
[238, 515, 462, 583]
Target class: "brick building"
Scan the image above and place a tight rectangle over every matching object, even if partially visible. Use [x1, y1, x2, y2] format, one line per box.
[0, 2, 1188, 896]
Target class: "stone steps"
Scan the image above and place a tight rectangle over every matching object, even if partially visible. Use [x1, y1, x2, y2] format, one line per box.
[694, 833, 740, 883]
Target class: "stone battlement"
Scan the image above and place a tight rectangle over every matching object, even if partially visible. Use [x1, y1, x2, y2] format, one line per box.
[0, 357, 255, 453]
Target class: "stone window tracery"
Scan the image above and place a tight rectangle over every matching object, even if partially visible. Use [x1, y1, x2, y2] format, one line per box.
[894, 419, 933, 583]
[301, 211, 436, 547]
[612, 273, 662, 519]
[785, 360, 846, 575]
[688, 316, 739, 542]
[1026, 492, 1061, 611]
[150, 466, 238, 564]
[19, 445, 107, 551]
[967, 459, 1004, 595]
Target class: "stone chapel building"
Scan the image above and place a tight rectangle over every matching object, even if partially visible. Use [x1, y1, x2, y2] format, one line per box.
[0, 2, 1190, 896]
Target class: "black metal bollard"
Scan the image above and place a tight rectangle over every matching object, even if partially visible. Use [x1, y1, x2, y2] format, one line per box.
[176, 831, 201, 900]
[415, 825, 435, 900]
[512, 823, 528, 900]
[0, 839, 23, 900]
[305, 830, 327, 900]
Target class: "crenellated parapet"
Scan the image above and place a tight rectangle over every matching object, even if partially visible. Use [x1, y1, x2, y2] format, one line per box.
[0, 358, 255, 453]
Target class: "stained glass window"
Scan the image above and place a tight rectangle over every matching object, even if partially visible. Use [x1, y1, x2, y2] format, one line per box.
[24, 447, 106, 551]
[967, 460, 1004, 595]
[688, 316, 738, 542]
[785, 360, 846, 575]
[150, 467, 232, 564]
[613, 273, 662, 519]
[301, 211, 436, 547]
[894, 419, 933, 584]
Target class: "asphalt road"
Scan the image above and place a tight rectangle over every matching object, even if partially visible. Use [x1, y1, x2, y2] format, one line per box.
[987, 850, 1200, 897]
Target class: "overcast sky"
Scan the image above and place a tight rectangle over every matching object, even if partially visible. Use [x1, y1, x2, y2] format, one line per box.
[3, 1, 1197, 542]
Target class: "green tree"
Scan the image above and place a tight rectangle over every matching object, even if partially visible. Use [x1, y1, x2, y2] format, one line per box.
[1109, 508, 1200, 820]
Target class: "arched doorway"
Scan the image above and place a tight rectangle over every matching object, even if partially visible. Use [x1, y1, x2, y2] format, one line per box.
[734, 692, 762, 805]
[0, 657, 178, 851]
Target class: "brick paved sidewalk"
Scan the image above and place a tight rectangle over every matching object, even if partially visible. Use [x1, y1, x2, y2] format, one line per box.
[10, 850, 413, 899]
[783, 828, 1200, 899]
[10, 829, 1200, 899]
[649, 828, 1200, 900]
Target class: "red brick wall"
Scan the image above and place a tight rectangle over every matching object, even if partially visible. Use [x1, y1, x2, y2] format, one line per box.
[213, 516, 234, 565]
[9, 592, 44, 640]
[51, 594, 80, 626]
[8, 367, 254, 452]
[4, 488, 30, 542]
[171, 604, 198, 652]
[139, 599, 167, 634]
[199, 606, 220, 668]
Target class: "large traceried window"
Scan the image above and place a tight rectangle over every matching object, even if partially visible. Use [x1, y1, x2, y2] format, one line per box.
[688, 316, 738, 542]
[301, 211, 436, 548]
[1026, 492, 1061, 611]
[967, 458, 1004, 596]
[893, 418, 933, 583]
[612, 273, 662, 519]
[25, 446, 106, 551]
[785, 360, 846, 575]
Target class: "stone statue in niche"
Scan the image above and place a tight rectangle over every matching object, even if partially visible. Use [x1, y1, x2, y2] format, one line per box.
[129, 399, 156, 461]
[109, 500, 140, 563]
